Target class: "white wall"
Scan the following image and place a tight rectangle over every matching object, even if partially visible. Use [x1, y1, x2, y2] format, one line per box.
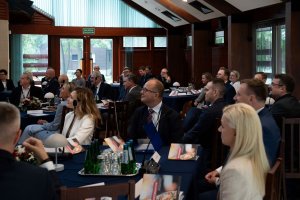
[0, 20, 9, 76]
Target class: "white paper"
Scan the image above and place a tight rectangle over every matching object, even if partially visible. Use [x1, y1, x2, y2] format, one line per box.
[80, 182, 105, 188]
[27, 110, 43, 114]
[135, 178, 143, 198]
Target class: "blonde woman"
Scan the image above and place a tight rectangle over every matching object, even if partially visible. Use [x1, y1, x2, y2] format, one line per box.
[63, 87, 101, 145]
[229, 70, 240, 92]
[219, 103, 270, 200]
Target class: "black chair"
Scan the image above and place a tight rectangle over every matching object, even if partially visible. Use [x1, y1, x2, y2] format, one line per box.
[60, 180, 135, 200]
[103, 101, 129, 140]
[282, 117, 300, 179]
[264, 158, 283, 200]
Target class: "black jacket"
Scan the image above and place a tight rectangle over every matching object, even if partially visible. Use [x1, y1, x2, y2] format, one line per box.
[128, 103, 184, 145]
[0, 149, 59, 200]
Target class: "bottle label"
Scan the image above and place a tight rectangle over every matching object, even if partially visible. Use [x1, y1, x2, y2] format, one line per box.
[128, 147, 133, 161]
[122, 150, 129, 164]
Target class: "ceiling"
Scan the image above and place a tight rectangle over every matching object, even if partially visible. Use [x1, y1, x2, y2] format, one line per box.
[124, 0, 283, 27]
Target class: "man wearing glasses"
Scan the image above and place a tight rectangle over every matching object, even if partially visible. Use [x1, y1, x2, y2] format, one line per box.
[270, 74, 300, 117]
[127, 78, 183, 146]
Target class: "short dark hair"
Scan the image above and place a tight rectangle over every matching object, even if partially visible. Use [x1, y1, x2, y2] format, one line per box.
[202, 72, 213, 81]
[211, 78, 226, 97]
[76, 69, 82, 74]
[139, 66, 145, 70]
[241, 79, 268, 102]
[255, 72, 267, 80]
[125, 73, 138, 85]
[274, 74, 295, 93]
[0, 69, 8, 75]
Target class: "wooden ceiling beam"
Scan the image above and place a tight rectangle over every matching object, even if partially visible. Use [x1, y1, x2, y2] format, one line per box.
[203, 0, 241, 16]
[156, 0, 200, 23]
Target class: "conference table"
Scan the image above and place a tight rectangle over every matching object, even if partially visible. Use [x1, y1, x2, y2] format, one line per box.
[20, 111, 55, 130]
[57, 145, 203, 199]
[163, 92, 198, 113]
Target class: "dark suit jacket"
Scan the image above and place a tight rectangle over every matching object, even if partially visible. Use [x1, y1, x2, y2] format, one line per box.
[157, 75, 172, 89]
[41, 77, 60, 96]
[181, 98, 228, 147]
[0, 79, 15, 92]
[0, 149, 58, 200]
[138, 74, 152, 87]
[224, 81, 236, 104]
[92, 82, 113, 100]
[10, 85, 43, 106]
[124, 85, 142, 116]
[128, 104, 184, 145]
[270, 94, 300, 117]
[259, 107, 281, 166]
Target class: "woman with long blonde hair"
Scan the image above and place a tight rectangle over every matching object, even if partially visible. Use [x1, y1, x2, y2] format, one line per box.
[63, 87, 101, 145]
[219, 103, 270, 200]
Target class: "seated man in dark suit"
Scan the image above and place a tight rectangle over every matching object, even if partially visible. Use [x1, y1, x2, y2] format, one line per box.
[181, 78, 228, 147]
[10, 72, 43, 107]
[156, 68, 172, 89]
[235, 79, 281, 165]
[128, 78, 183, 145]
[122, 73, 142, 116]
[270, 74, 300, 118]
[0, 102, 59, 200]
[216, 67, 236, 104]
[0, 69, 15, 92]
[90, 71, 113, 102]
[41, 68, 60, 96]
[199, 79, 281, 199]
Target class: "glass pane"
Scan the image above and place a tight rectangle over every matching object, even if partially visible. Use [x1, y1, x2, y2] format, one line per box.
[60, 38, 83, 81]
[187, 35, 192, 47]
[90, 39, 113, 83]
[154, 37, 166, 48]
[123, 37, 147, 47]
[22, 34, 48, 85]
[215, 31, 224, 44]
[255, 27, 272, 76]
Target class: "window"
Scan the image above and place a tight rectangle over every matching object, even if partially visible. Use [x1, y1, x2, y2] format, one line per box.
[215, 31, 224, 44]
[154, 37, 166, 48]
[22, 34, 48, 84]
[255, 23, 285, 83]
[123, 37, 147, 48]
[187, 35, 192, 47]
[72, 54, 78, 61]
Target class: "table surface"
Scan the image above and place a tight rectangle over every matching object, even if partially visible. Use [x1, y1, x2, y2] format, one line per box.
[57, 145, 203, 199]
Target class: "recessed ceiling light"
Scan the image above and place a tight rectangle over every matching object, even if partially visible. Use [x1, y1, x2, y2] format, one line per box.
[182, 0, 188, 2]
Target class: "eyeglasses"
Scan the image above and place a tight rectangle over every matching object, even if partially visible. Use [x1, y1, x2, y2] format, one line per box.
[271, 82, 283, 87]
[141, 87, 158, 93]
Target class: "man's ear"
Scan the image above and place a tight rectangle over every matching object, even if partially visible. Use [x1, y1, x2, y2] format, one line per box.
[13, 129, 22, 146]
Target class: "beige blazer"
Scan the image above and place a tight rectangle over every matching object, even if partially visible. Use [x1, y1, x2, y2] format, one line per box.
[62, 111, 94, 145]
[219, 156, 263, 200]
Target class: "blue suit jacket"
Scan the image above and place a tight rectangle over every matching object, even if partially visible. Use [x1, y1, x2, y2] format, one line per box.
[258, 107, 281, 165]
[181, 98, 228, 147]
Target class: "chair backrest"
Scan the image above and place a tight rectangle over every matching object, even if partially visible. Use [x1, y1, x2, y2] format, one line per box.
[210, 118, 229, 169]
[179, 100, 193, 119]
[60, 180, 135, 200]
[60, 106, 72, 133]
[282, 117, 300, 178]
[264, 158, 283, 200]
[104, 101, 129, 139]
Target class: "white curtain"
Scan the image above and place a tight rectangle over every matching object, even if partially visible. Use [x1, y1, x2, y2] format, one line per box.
[33, 0, 160, 28]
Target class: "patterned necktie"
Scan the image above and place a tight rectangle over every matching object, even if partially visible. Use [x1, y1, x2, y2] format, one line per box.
[147, 108, 154, 123]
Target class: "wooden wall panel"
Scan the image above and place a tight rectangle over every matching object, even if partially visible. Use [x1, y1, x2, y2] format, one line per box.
[228, 16, 252, 80]
[0, 0, 8, 20]
[212, 46, 227, 76]
[192, 23, 212, 85]
[286, 1, 300, 99]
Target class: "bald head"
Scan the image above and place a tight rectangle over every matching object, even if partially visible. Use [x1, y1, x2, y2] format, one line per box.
[46, 68, 55, 79]
[0, 102, 21, 151]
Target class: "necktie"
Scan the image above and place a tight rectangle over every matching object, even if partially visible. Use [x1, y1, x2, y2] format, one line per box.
[147, 108, 154, 123]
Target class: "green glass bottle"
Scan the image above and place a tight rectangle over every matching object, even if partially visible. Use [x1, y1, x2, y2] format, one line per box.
[121, 144, 129, 174]
[127, 140, 136, 174]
